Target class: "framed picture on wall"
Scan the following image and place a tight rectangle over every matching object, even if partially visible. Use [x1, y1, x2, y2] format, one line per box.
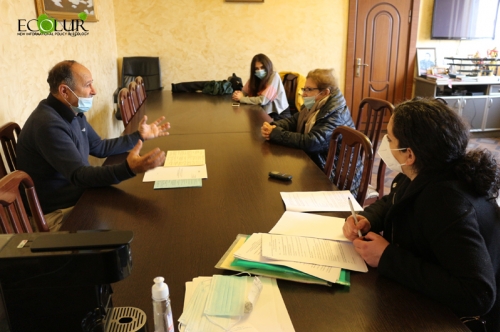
[416, 48, 436, 76]
[35, 0, 98, 22]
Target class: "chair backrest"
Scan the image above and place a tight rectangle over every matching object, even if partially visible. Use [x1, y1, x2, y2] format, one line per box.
[121, 57, 162, 91]
[0, 170, 49, 233]
[118, 88, 134, 126]
[0, 122, 21, 176]
[128, 82, 140, 113]
[279, 71, 306, 114]
[355, 97, 394, 153]
[324, 126, 373, 205]
[135, 76, 147, 102]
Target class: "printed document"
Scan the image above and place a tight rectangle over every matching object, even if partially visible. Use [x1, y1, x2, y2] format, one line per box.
[234, 233, 342, 283]
[280, 191, 363, 212]
[143, 165, 207, 182]
[261, 233, 367, 272]
[164, 149, 205, 167]
[269, 211, 349, 241]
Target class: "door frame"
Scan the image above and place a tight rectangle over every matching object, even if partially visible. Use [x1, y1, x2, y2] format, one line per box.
[344, 0, 421, 110]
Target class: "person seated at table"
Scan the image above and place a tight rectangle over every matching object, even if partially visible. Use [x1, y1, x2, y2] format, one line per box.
[232, 53, 290, 121]
[17, 60, 170, 232]
[261, 68, 362, 195]
[343, 98, 500, 332]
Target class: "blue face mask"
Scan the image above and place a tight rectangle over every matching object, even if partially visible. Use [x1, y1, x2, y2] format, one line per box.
[254, 69, 267, 79]
[303, 96, 317, 110]
[67, 87, 93, 113]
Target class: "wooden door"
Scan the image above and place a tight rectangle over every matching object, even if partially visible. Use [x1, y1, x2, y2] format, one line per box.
[345, 0, 420, 127]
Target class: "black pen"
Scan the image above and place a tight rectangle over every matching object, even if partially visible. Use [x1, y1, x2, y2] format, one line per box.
[348, 197, 363, 238]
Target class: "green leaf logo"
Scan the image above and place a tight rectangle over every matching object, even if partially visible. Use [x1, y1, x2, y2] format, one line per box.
[37, 14, 56, 34]
[78, 12, 88, 21]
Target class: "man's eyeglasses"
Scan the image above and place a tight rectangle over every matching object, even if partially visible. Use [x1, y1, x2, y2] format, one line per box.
[301, 87, 320, 92]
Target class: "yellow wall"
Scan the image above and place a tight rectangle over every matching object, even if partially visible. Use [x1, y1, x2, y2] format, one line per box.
[113, 0, 349, 93]
[0, 0, 122, 139]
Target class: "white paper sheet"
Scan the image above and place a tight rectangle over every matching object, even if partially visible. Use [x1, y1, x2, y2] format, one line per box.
[143, 165, 208, 182]
[261, 233, 368, 272]
[234, 233, 342, 283]
[269, 211, 349, 242]
[165, 149, 205, 166]
[180, 276, 294, 332]
[280, 191, 363, 212]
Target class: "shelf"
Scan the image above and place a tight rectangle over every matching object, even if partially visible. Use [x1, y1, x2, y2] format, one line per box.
[445, 57, 500, 77]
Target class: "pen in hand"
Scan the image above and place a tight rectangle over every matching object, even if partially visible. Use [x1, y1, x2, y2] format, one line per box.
[348, 197, 363, 238]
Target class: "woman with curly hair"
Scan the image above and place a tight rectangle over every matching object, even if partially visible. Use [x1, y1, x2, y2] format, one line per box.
[343, 98, 500, 332]
[232, 53, 290, 120]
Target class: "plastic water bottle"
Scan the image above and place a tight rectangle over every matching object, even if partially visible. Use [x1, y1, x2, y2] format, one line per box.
[152, 276, 174, 332]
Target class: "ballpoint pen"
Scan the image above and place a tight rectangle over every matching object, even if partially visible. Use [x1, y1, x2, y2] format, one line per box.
[348, 197, 363, 238]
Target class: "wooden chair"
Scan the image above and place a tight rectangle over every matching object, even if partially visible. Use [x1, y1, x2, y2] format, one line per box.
[135, 76, 147, 103]
[128, 81, 140, 113]
[0, 170, 49, 233]
[118, 88, 134, 126]
[0, 122, 21, 177]
[355, 98, 394, 205]
[324, 126, 373, 206]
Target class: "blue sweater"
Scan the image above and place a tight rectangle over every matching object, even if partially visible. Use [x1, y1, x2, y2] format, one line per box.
[17, 94, 141, 214]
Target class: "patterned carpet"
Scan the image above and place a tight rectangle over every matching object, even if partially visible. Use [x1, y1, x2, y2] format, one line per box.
[371, 136, 500, 198]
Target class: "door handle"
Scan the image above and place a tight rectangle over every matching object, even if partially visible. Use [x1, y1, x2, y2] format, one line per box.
[355, 58, 369, 77]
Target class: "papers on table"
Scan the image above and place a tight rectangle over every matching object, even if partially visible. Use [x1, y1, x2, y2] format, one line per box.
[280, 190, 363, 212]
[144, 149, 207, 186]
[180, 276, 295, 332]
[269, 211, 348, 241]
[233, 233, 344, 283]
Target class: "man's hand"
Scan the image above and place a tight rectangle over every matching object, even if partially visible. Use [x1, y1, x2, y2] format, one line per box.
[261, 122, 276, 140]
[138, 115, 170, 141]
[126, 140, 166, 174]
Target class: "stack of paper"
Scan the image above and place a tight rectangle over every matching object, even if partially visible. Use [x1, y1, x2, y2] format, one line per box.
[143, 149, 208, 188]
[179, 276, 295, 332]
[280, 191, 363, 212]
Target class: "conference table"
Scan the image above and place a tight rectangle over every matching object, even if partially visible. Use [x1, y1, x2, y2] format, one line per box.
[62, 91, 468, 331]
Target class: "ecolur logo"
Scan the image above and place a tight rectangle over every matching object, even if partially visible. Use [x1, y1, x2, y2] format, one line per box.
[18, 12, 88, 36]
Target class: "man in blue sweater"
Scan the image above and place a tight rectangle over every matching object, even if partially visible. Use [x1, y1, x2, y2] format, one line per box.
[17, 60, 170, 231]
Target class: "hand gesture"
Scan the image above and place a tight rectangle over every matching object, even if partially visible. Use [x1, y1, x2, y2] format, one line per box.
[261, 122, 276, 140]
[343, 214, 371, 241]
[138, 115, 170, 141]
[352, 232, 389, 267]
[126, 140, 166, 174]
[232, 91, 243, 101]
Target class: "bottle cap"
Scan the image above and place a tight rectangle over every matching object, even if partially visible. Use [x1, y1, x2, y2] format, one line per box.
[152, 276, 169, 301]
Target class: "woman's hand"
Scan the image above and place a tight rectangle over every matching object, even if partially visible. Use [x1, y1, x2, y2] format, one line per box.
[343, 214, 371, 241]
[352, 232, 389, 267]
[232, 91, 243, 101]
[261, 122, 276, 140]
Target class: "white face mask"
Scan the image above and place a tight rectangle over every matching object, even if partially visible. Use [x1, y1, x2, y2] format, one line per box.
[377, 135, 408, 173]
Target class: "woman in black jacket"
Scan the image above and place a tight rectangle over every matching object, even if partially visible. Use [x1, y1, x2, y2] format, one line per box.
[261, 68, 362, 194]
[343, 98, 500, 331]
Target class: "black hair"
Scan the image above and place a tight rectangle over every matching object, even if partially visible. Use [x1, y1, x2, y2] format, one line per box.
[47, 60, 77, 94]
[247, 54, 273, 96]
[392, 98, 500, 197]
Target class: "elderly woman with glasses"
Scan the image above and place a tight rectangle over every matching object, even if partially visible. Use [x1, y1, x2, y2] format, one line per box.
[261, 68, 362, 194]
[343, 98, 500, 332]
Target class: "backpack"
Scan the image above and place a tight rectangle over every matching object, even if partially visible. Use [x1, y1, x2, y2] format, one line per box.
[282, 73, 299, 113]
[228, 73, 243, 91]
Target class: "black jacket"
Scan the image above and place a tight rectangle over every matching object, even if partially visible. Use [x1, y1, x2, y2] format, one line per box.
[360, 171, 500, 331]
[268, 89, 361, 193]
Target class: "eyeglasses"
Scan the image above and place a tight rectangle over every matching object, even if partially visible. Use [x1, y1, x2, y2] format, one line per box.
[301, 87, 320, 92]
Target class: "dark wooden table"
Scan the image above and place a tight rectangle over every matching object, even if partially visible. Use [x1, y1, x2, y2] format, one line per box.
[62, 92, 468, 331]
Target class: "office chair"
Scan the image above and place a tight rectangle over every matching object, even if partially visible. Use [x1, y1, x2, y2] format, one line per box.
[355, 98, 394, 206]
[324, 126, 373, 206]
[0, 170, 49, 233]
[0, 122, 21, 176]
